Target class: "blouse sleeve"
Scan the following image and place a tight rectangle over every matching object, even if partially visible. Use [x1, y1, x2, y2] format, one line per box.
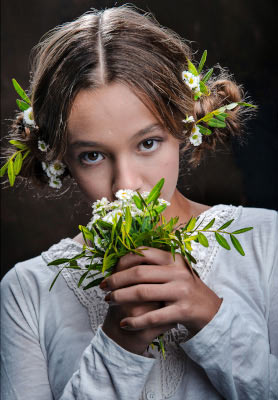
[180, 209, 278, 400]
[1, 265, 155, 400]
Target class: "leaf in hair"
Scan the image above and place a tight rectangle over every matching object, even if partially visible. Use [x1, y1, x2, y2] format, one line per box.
[14, 152, 23, 175]
[202, 68, 214, 83]
[16, 99, 30, 111]
[207, 118, 226, 128]
[12, 79, 31, 105]
[198, 50, 207, 74]
[0, 160, 9, 177]
[9, 140, 28, 150]
[8, 160, 15, 186]
[187, 58, 199, 77]
[197, 125, 212, 135]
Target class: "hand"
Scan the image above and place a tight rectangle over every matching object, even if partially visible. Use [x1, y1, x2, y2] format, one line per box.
[101, 247, 222, 355]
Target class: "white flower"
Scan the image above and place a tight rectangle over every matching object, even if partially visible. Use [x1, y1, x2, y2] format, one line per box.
[182, 115, 195, 124]
[23, 107, 35, 127]
[87, 214, 101, 230]
[41, 161, 48, 171]
[48, 161, 66, 176]
[38, 140, 49, 152]
[49, 176, 62, 189]
[103, 209, 123, 224]
[189, 125, 202, 146]
[92, 197, 110, 211]
[158, 198, 171, 207]
[182, 71, 200, 93]
[115, 189, 136, 201]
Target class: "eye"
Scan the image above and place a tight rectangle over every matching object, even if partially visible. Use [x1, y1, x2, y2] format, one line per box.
[139, 139, 161, 152]
[79, 151, 104, 165]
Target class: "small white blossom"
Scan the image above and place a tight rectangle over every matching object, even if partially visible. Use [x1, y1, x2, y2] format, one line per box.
[92, 197, 110, 211]
[182, 71, 200, 93]
[115, 189, 136, 201]
[38, 140, 49, 152]
[182, 115, 195, 124]
[189, 125, 202, 146]
[41, 161, 48, 171]
[48, 161, 66, 176]
[158, 198, 171, 207]
[23, 107, 35, 127]
[103, 209, 123, 224]
[49, 176, 62, 189]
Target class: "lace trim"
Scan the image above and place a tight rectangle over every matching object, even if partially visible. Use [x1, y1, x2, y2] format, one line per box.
[42, 204, 240, 399]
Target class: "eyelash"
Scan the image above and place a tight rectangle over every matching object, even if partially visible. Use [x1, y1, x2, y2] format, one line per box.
[79, 138, 163, 166]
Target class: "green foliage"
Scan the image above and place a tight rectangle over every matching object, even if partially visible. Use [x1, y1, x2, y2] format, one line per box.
[47, 179, 254, 356]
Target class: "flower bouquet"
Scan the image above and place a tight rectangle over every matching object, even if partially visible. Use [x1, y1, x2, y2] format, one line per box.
[48, 178, 253, 356]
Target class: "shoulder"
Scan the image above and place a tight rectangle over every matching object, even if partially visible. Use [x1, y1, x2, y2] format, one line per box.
[1, 238, 83, 298]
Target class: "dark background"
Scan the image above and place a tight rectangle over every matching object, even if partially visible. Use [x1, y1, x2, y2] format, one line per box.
[1, 0, 277, 278]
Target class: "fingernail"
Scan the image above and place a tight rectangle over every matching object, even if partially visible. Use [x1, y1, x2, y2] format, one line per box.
[120, 321, 132, 330]
[100, 280, 109, 291]
[104, 293, 111, 302]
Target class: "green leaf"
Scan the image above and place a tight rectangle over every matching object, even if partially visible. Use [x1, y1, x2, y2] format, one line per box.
[16, 99, 30, 111]
[49, 268, 63, 291]
[125, 207, 132, 234]
[226, 102, 238, 110]
[78, 270, 89, 287]
[0, 160, 9, 177]
[185, 216, 197, 232]
[198, 50, 207, 74]
[215, 113, 228, 122]
[12, 79, 31, 104]
[14, 152, 23, 175]
[203, 218, 215, 230]
[22, 150, 31, 161]
[133, 195, 143, 210]
[218, 219, 234, 230]
[83, 277, 105, 290]
[198, 232, 209, 247]
[207, 118, 226, 128]
[197, 125, 212, 135]
[199, 80, 209, 95]
[146, 178, 165, 204]
[230, 234, 245, 256]
[184, 251, 197, 264]
[238, 102, 257, 108]
[9, 140, 28, 150]
[231, 227, 253, 234]
[202, 68, 214, 83]
[8, 160, 15, 186]
[215, 232, 231, 250]
[187, 58, 199, 76]
[48, 258, 71, 266]
[102, 253, 117, 273]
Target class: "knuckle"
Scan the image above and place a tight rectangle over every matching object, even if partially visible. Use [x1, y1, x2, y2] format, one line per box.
[136, 285, 150, 301]
[134, 265, 145, 280]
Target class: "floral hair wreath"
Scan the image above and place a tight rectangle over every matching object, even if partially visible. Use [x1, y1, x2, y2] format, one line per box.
[181, 50, 256, 146]
[1, 51, 255, 188]
[0, 79, 66, 189]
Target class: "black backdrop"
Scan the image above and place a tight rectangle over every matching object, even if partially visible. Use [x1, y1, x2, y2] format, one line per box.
[1, 0, 277, 278]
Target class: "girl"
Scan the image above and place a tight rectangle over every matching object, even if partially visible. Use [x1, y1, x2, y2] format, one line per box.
[1, 5, 277, 399]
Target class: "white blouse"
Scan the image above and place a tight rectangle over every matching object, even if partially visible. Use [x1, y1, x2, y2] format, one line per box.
[1, 204, 278, 399]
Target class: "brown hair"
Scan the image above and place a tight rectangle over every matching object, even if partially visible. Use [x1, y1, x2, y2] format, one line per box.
[3, 4, 254, 187]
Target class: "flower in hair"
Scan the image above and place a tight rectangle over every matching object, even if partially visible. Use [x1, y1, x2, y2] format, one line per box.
[23, 107, 35, 126]
[189, 125, 202, 146]
[182, 50, 257, 147]
[38, 140, 49, 152]
[49, 176, 62, 189]
[23, 107, 35, 127]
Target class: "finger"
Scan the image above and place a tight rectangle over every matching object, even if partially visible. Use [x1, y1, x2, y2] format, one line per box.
[107, 281, 182, 304]
[120, 304, 179, 331]
[116, 246, 174, 272]
[105, 264, 184, 291]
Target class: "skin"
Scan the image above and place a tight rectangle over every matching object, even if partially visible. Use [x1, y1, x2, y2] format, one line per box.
[65, 82, 222, 356]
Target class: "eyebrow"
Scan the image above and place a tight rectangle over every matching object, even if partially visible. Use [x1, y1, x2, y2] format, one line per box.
[69, 123, 163, 149]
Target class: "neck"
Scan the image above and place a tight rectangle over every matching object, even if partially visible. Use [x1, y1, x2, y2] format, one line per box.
[162, 189, 211, 227]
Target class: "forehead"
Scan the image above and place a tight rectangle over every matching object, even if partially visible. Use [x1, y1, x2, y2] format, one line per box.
[67, 83, 160, 140]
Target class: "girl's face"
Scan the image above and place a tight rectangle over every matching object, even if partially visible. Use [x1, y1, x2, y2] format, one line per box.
[65, 82, 180, 205]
